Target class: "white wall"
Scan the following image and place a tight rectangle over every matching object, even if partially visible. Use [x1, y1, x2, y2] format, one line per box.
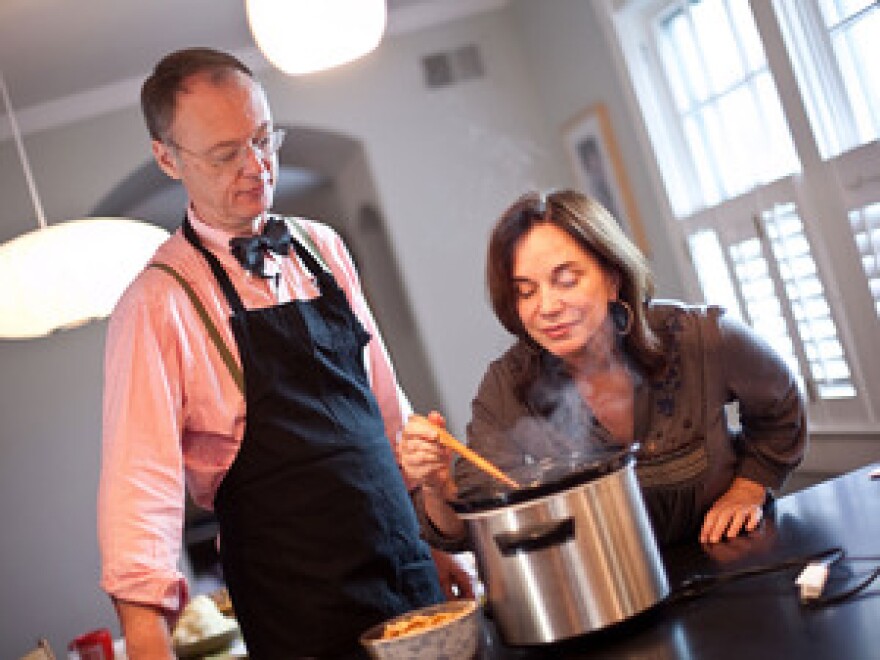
[0, 321, 116, 653]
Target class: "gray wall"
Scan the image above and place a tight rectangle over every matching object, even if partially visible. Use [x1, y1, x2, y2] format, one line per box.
[0, 321, 108, 654]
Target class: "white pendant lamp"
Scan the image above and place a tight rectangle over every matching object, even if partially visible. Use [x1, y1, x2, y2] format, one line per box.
[0, 73, 170, 339]
[246, 0, 387, 75]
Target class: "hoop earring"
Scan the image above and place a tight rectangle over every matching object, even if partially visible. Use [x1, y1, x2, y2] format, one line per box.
[609, 300, 633, 336]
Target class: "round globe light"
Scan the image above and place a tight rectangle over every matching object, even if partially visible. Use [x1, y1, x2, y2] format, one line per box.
[246, 0, 387, 75]
[0, 218, 169, 339]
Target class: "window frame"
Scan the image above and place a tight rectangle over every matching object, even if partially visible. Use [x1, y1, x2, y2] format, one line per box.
[604, 0, 880, 431]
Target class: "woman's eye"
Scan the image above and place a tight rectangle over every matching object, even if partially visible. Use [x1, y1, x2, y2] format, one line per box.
[514, 282, 536, 299]
[555, 268, 581, 288]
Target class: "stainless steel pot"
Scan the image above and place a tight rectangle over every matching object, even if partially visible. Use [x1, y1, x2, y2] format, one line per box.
[452, 447, 668, 645]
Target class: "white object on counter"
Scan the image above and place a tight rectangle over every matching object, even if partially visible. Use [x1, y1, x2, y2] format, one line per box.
[796, 562, 830, 601]
[173, 595, 237, 646]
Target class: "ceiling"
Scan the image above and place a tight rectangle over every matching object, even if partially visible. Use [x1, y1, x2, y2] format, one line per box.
[0, 0, 507, 119]
[0, 0, 508, 228]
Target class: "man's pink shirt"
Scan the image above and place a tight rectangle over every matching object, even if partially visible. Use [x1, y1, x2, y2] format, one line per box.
[98, 210, 410, 613]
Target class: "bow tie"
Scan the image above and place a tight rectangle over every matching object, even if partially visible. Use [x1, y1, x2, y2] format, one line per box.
[229, 217, 292, 277]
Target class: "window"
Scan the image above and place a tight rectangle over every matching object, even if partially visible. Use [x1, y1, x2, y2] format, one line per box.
[775, 0, 880, 158]
[849, 202, 880, 314]
[761, 202, 854, 400]
[608, 0, 880, 429]
[653, 0, 799, 213]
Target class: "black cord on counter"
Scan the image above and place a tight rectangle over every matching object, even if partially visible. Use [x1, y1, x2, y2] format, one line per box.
[665, 547, 844, 605]
[666, 546, 880, 608]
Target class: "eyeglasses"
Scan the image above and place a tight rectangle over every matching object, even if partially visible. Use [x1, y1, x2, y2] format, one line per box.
[167, 127, 286, 172]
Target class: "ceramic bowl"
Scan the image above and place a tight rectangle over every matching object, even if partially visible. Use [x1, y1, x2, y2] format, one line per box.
[359, 599, 480, 660]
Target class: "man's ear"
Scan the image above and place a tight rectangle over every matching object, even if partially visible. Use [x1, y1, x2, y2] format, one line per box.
[152, 140, 182, 180]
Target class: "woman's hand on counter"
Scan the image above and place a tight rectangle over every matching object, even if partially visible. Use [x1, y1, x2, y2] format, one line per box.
[700, 476, 767, 544]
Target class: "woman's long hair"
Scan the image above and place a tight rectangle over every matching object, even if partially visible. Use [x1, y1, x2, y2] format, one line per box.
[486, 188, 665, 374]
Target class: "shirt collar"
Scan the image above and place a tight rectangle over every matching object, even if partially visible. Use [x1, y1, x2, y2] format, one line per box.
[186, 205, 269, 255]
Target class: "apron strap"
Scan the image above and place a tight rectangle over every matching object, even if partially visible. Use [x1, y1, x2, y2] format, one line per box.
[161, 213, 334, 396]
[182, 216, 248, 314]
[148, 261, 245, 395]
[286, 217, 328, 272]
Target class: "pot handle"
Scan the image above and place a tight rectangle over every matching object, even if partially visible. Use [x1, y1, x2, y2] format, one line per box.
[493, 517, 575, 555]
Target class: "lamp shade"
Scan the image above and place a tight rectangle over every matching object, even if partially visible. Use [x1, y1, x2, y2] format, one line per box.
[246, 0, 387, 75]
[0, 217, 170, 339]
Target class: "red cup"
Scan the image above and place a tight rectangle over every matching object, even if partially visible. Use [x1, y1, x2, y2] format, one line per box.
[68, 628, 114, 659]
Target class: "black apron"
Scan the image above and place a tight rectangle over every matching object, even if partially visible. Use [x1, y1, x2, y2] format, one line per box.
[181, 218, 443, 658]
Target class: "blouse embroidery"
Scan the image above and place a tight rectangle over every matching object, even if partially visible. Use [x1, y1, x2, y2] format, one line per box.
[653, 308, 685, 417]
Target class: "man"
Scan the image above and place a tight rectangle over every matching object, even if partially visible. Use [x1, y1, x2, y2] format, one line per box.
[98, 48, 467, 659]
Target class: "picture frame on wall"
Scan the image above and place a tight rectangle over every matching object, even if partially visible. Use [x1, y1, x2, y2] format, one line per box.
[562, 103, 650, 256]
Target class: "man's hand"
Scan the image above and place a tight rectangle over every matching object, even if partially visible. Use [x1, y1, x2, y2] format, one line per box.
[114, 598, 176, 660]
[700, 476, 767, 544]
[430, 548, 476, 600]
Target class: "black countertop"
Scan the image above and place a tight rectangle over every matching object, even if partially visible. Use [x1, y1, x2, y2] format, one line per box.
[477, 464, 880, 659]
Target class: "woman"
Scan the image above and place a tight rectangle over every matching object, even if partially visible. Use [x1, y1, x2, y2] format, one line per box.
[400, 189, 806, 546]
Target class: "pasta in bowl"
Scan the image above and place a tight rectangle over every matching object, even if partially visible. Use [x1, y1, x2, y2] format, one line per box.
[359, 599, 480, 660]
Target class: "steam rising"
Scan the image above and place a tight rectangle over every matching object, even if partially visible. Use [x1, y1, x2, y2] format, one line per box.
[505, 331, 640, 492]
[459, 314, 640, 499]
[512, 379, 596, 462]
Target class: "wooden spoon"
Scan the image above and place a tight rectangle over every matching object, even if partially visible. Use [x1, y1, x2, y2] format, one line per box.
[434, 428, 520, 490]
